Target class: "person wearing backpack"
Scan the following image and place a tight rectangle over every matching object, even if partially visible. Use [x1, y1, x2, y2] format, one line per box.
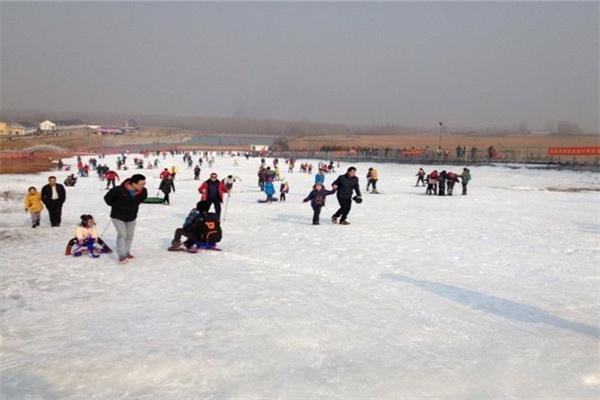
[168, 201, 222, 252]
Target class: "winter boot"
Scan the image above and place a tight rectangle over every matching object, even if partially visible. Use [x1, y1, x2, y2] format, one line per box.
[168, 240, 183, 251]
[339, 220, 351, 225]
[331, 216, 338, 224]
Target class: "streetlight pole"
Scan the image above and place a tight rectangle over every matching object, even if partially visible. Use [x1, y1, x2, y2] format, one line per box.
[438, 121, 443, 149]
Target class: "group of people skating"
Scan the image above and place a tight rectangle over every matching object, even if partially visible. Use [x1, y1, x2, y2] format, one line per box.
[22, 151, 476, 263]
[415, 167, 472, 196]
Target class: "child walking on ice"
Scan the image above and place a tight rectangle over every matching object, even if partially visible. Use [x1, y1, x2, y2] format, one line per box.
[302, 183, 337, 225]
[24, 186, 43, 228]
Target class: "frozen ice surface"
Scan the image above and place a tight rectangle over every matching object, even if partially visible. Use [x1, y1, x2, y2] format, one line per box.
[1, 155, 599, 399]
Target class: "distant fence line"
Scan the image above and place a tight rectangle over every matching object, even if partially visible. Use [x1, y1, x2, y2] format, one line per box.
[269, 148, 600, 168]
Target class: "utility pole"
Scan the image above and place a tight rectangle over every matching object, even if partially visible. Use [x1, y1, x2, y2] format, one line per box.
[438, 121, 444, 149]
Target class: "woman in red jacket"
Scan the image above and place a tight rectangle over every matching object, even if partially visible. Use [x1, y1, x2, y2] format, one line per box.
[198, 172, 228, 220]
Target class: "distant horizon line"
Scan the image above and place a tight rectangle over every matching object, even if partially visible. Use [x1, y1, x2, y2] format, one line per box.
[0, 107, 597, 135]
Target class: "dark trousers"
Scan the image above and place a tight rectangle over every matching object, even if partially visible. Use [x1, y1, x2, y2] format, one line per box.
[162, 191, 170, 205]
[46, 200, 63, 226]
[438, 182, 446, 196]
[312, 205, 322, 224]
[209, 199, 222, 219]
[367, 179, 377, 191]
[172, 228, 197, 249]
[106, 179, 116, 189]
[462, 182, 468, 195]
[280, 193, 286, 201]
[333, 198, 352, 221]
[447, 181, 455, 196]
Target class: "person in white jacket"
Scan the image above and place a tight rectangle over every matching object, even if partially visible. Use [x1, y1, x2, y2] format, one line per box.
[73, 215, 100, 258]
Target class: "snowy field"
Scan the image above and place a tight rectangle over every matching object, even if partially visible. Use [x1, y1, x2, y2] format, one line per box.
[1, 153, 599, 399]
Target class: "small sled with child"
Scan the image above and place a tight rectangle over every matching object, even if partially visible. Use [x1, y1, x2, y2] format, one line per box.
[167, 201, 223, 253]
[64, 215, 112, 257]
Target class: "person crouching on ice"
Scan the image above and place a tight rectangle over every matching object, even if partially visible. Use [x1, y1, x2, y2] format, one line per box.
[302, 183, 337, 225]
[168, 201, 222, 252]
[74, 214, 100, 258]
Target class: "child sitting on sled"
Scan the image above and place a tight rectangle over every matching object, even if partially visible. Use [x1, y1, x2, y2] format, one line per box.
[65, 214, 112, 257]
[168, 201, 222, 252]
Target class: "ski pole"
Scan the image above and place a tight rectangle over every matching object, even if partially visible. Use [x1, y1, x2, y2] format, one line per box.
[100, 219, 112, 237]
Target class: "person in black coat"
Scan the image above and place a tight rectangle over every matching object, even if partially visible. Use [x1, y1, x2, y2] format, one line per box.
[104, 174, 147, 264]
[159, 175, 176, 205]
[303, 183, 336, 225]
[41, 176, 66, 227]
[331, 167, 362, 225]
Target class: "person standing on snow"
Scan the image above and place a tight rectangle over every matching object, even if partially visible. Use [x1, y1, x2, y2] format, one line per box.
[222, 175, 240, 192]
[331, 167, 362, 225]
[303, 183, 336, 225]
[24, 186, 43, 228]
[198, 172, 228, 220]
[41, 176, 66, 227]
[159, 174, 176, 205]
[366, 167, 379, 193]
[280, 180, 289, 202]
[460, 167, 471, 195]
[194, 165, 201, 180]
[105, 170, 120, 189]
[104, 174, 148, 264]
[314, 170, 325, 185]
[416, 168, 426, 187]
[437, 170, 447, 196]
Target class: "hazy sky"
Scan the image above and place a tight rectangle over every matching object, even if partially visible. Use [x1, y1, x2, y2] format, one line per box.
[1, 2, 598, 132]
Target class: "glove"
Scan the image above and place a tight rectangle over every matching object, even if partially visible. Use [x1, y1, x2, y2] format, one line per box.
[353, 196, 363, 204]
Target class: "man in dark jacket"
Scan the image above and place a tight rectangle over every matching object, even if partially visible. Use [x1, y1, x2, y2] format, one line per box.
[331, 167, 362, 225]
[104, 174, 147, 264]
[159, 175, 175, 205]
[41, 176, 66, 227]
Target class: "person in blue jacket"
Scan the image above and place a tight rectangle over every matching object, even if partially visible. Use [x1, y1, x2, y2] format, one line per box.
[264, 180, 276, 203]
[302, 183, 337, 225]
[314, 170, 325, 185]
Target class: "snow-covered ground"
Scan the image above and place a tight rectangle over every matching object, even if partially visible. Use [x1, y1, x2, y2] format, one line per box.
[1, 154, 599, 399]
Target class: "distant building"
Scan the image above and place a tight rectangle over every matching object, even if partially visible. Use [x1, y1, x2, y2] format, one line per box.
[0, 121, 26, 136]
[39, 120, 57, 131]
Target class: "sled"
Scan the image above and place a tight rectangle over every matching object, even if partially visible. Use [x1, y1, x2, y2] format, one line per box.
[257, 198, 278, 203]
[65, 237, 112, 256]
[143, 197, 165, 204]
